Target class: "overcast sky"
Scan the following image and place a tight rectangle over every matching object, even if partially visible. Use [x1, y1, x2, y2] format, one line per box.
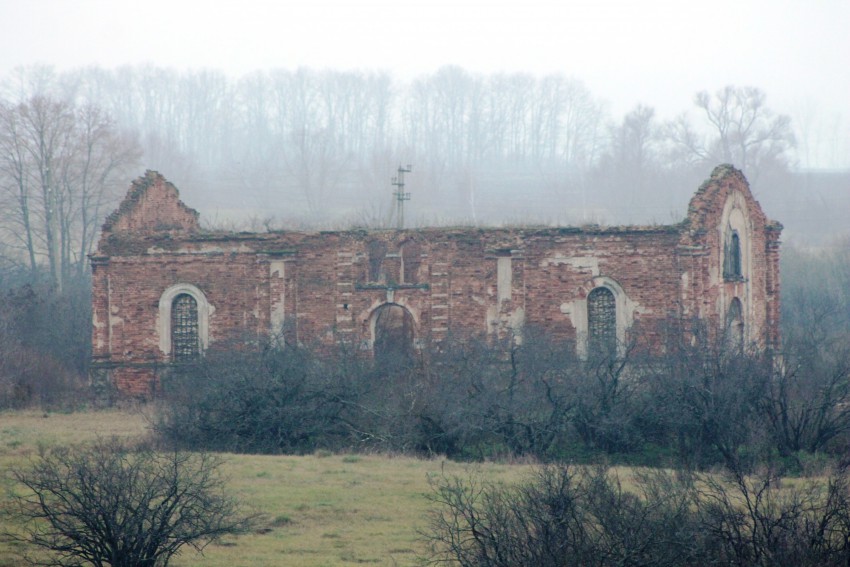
[2, 0, 848, 166]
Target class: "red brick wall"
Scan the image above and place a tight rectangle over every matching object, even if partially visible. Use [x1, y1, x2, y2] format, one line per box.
[92, 165, 782, 396]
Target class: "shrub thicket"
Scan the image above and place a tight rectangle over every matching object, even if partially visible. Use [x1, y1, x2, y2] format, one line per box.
[425, 462, 850, 567]
[0, 279, 90, 410]
[154, 322, 850, 471]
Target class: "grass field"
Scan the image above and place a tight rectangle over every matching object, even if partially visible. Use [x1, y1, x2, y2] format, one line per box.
[0, 408, 528, 566]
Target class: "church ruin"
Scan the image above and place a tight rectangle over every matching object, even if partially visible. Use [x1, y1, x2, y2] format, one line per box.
[90, 164, 781, 396]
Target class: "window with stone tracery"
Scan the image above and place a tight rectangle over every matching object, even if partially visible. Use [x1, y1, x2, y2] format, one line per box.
[724, 229, 742, 280]
[587, 287, 616, 357]
[171, 293, 199, 361]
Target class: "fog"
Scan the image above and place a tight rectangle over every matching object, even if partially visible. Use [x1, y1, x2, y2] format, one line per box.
[0, 0, 848, 252]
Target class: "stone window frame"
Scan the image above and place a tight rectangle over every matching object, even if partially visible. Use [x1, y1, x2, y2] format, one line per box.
[587, 286, 617, 357]
[158, 283, 212, 358]
[569, 276, 635, 359]
[366, 240, 388, 283]
[365, 300, 420, 352]
[370, 302, 416, 362]
[717, 191, 753, 342]
[720, 192, 752, 283]
[399, 239, 422, 284]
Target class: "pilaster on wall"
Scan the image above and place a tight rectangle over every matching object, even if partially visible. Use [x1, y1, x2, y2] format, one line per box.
[335, 249, 356, 343]
[267, 258, 287, 345]
[488, 250, 526, 339]
[765, 225, 783, 349]
[90, 256, 111, 360]
[429, 260, 450, 341]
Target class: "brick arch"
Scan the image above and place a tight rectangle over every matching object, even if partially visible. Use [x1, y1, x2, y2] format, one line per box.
[720, 191, 753, 283]
[569, 276, 637, 359]
[369, 303, 416, 363]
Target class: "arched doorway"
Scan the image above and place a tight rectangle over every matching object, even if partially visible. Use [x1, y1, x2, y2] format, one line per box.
[372, 303, 414, 364]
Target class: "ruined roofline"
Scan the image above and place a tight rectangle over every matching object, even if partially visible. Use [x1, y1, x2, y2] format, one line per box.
[101, 164, 780, 242]
[127, 222, 687, 240]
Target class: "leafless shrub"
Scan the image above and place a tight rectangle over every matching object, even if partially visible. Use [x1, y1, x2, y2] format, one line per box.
[4, 438, 254, 567]
[425, 462, 850, 567]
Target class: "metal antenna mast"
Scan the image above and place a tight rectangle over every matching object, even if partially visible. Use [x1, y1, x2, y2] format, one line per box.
[391, 164, 412, 229]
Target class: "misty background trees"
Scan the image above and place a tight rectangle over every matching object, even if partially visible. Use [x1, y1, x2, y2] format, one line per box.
[0, 64, 845, 241]
[0, 63, 847, 409]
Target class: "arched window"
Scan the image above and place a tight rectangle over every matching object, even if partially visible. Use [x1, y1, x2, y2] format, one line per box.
[724, 229, 742, 280]
[158, 283, 211, 359]
[400, 240, 421, 284]
[171, 294, 199, 361]
[367, 240, 387, 282]
[373, 303, 414, 364]
[727, 297, 744, 349]
[587, 287, 617, 357]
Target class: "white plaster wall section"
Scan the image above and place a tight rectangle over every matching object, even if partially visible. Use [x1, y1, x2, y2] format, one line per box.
[497, 257, 512, 302]
[508, 307, 525, 342]
[107, 275, 118, 354]
[562, 276, 645, 358]
[540, 254, 600, 276]
[486, 305, 498, 334]
[718, 190, 753, 342]
[92, 307, 105, 351]
[108, 306, 124, 346]
[157, 283, 214, 356]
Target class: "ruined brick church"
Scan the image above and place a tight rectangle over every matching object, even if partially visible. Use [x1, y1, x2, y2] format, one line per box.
[91, 164, 781, 396]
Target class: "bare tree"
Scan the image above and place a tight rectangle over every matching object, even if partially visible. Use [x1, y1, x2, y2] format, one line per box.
[666, 86, 795, 183]
[17, 96, 75, 289]
[0, 100, 39, 276]
[0, 95, 139, 288]
[6, 439, 253, 567]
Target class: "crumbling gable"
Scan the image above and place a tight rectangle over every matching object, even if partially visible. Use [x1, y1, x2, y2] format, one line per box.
[679, 165, 783, 348]
[101, 170, 199, 236]
[91, 164, 782, 397]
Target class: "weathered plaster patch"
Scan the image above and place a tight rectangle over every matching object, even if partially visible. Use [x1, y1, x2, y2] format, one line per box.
[541, 254, 600, 276]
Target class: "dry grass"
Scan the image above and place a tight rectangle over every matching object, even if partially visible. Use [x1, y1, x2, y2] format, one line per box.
[0, 408, 527, 566]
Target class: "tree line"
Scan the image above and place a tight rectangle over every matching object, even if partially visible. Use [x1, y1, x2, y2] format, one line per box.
[0, 65, 801, 235]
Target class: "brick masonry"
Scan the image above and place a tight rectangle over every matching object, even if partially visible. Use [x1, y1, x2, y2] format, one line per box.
[91, 165, 782, 397]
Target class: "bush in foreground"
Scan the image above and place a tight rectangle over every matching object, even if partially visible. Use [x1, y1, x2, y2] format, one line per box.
[156, 345, 364, 453]
[5, 439, 253, 567]
[425, 463, 850, 567]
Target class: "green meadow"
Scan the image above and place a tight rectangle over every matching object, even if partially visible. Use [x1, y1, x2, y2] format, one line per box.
[0, 408, 528, 567]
